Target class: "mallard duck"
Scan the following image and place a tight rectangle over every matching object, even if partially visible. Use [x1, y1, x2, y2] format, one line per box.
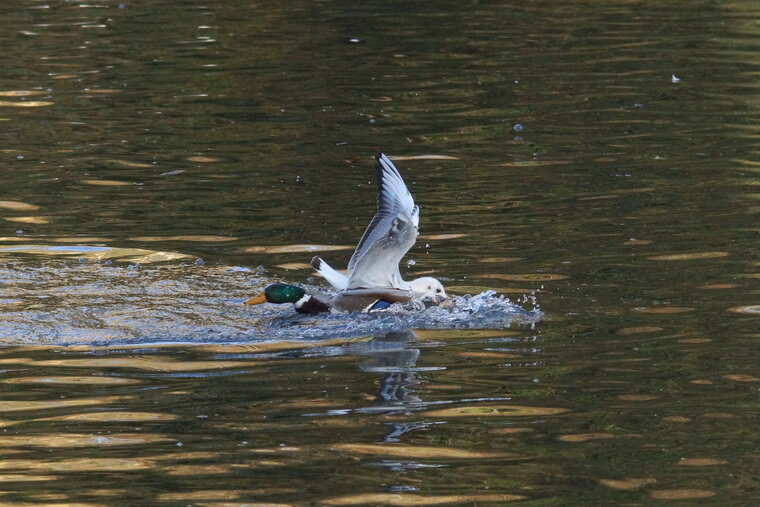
[244, 282, 422, 314]
[311, 153, 446, 298]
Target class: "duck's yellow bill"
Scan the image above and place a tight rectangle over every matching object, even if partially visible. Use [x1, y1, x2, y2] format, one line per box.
[244, 293, 267, 305]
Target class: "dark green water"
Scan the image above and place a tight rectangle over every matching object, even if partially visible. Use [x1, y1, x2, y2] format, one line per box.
[1, 0, 758, 504]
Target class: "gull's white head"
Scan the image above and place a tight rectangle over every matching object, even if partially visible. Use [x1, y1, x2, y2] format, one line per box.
[407, 276, 447, 299]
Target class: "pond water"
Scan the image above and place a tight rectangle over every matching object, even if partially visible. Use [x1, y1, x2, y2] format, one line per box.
[1, 0, 758, 504]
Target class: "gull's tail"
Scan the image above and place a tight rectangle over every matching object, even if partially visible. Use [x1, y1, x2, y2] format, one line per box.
[310, 256, 349, 291]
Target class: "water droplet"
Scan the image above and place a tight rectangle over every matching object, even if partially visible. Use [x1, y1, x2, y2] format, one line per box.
[407, 259, 416, 266]
[513, 123, 523, 132]
[194, 258, 204, 266]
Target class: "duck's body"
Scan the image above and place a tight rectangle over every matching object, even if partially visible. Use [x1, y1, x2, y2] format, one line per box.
[244, 283, 416, 314]
[312, 153, 446, 299]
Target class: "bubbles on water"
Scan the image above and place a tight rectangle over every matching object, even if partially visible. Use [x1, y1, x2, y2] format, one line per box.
[194, 258, 205, 266]
[513, 123, 524, 132]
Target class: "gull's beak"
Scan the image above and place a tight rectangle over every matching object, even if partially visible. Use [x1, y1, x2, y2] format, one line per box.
[244, 293, 268, 305]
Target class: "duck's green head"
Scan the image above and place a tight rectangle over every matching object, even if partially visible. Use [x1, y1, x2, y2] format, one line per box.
[244, 283, 306, 305]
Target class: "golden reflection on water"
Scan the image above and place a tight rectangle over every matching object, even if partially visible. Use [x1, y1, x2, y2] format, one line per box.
[421, 405, 570, 417]
[726, 305, 760, 314]
[130, 235, 237, 242]
[321, 493, 527, 505]
[0, 395, 126, 413]
[104, 159, 152, 168]
[196, 337, 370, 354]
[0, 457, 152, 472]
[388, 154, 460, 160]
[157, 490, 242, 501]
[677, 458, 728, 466]
[0, 474, 57, 482]
[478, 257, 521, 263]
[0, 244, 192, 263]
[187, 156, 221, 163]
[164, 465, 232, 476]
[616, 394, 658, 401]
[417, 233, 468, 241]
[242, 244, 353, 254]
[49, 237, 110, 243]
[557, 433, 614, 443]
[699, 283, 739, 289]
[649, 489, 716, 500]
[80, 179, 134, 187]
[42, 411, 175, 423]
[632, 306, 695, 314]
[0, 433, 171, 448]
[274, 262, 312, 270]
[616, 326, 663, 335]
[0, 201, 40, 211]
[647, 251, 730, 261]
[3, 216, 49, 224]
[0, 100, 54, 107]
[0, 236, 32, 242]
[0, 91, 46, 97]
[598, 477, 657, 490]
[722, 374, 759, 382]
[3, 376, 139, 385]
[679, 338, 713, 345]
[473, 273, 569, 282]
[332, 443, 505, 459]
[31, 356, 249, 372]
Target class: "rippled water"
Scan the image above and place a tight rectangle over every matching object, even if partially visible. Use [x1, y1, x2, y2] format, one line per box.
[1, 0, 758, 504]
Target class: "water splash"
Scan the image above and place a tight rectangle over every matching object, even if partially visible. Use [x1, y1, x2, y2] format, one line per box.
[0, 261, 541, 346]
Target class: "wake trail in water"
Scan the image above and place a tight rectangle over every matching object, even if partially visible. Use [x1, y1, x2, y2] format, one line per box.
[0, 262, 542, 345]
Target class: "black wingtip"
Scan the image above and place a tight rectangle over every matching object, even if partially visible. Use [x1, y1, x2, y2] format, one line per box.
[310, 256, 322, 271]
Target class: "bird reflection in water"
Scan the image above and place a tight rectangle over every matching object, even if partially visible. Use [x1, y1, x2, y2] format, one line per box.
[354, 330, 442, 443]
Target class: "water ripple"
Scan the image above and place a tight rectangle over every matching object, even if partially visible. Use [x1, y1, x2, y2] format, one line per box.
[0, 262, 540, 345]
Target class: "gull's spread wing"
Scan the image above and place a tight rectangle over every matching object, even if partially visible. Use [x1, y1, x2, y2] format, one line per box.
[347, 153, 419, 288]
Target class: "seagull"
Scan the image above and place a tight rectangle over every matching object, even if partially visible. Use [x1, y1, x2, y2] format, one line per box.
[311, 153, 446, 299]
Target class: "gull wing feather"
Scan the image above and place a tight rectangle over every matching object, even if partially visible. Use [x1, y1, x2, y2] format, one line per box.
[346, 153, 419, 288]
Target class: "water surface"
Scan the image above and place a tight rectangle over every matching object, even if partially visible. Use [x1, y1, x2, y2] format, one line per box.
[0, 0, 758, 504]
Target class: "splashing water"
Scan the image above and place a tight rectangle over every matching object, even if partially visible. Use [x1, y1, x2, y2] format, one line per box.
[0, 261, 541, 346]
